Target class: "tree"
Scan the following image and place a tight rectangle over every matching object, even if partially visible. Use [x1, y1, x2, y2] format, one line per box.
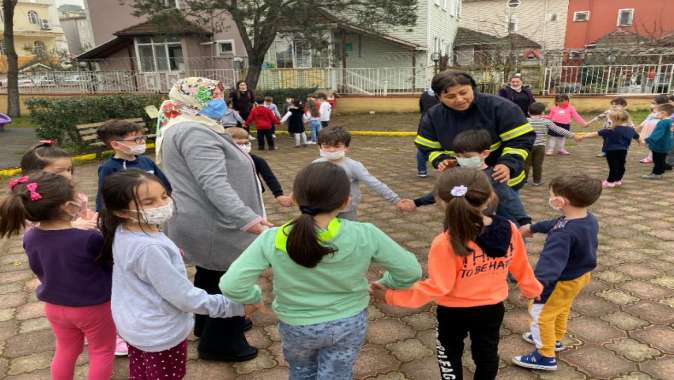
[2, 0, 20, 117]
[126, 0, 417, 89]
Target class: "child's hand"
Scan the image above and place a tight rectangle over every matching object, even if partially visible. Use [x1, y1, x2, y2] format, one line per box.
[244, 303, 261, 318]
[276, 195, 294, 208]
[436, 159, 457, 172]
[396, 199, 416, 213]
[574, 135, 583, 143]
[492, 164, 510, 183]
[518, 292, 541, 302]
[72, 217, 98, 230]
[369, 282, 388, 302]
[519, 224, 534, 238]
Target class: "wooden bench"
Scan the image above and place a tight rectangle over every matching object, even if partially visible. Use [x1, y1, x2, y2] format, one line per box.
[75, 118, 154, 159]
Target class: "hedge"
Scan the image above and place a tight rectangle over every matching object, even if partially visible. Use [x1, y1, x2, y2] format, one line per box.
[257, 87, 319, 110]
[26, 94, 166, 149]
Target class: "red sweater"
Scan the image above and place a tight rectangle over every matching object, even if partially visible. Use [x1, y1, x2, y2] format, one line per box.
[246, 106, 280, 130]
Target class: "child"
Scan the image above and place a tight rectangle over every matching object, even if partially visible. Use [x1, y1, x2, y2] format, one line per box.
[219, 100, 245, 128]
[410, 129, 532, 227]
[226, 127, 294, 208]
[372, 167, 542, 380]
[586, 97, 630, 157]
[20, 140, 97, 230]
[305, 95, 322, 144]
[246, 99, 280, 151]
[281, 99, 308, 147]
[317, 92, 332, 128]
[577, 109, 639, 188]
[314, 126, 412, 220]
[636, 95, 670, 164]
[513, 174, 602, 371]
[263, 96, 281, 139]
[527, 102, 577, 185]
[99, 169, 247, 378]
[95, 119, 171, 212]
[0, 172, 116, 379]
[546, 94, 587, 155]
[219, 162, 422, 379]
[643, 103, 674, 179]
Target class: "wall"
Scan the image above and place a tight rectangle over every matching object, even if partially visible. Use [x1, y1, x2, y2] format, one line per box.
[566, 0, 674, 49]
[427, 0, 461, 65]
[387, 0, 428, 47]
[85, 0, 143, 45]
[0, 1, 67, 57]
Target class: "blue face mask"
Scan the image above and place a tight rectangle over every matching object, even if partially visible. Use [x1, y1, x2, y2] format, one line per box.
[200, 98, 228, 120]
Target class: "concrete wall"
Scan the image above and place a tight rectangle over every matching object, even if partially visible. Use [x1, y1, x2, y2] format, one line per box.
[85, 0, 142, 45]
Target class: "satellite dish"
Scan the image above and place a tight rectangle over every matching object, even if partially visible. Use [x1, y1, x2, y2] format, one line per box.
[507, 0, 521, 8]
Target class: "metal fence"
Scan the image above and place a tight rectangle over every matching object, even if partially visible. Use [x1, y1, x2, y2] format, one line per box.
[543, 64, 674, 95]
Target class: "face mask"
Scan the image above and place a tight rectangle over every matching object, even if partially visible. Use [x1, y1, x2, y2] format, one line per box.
[200, 98, 228, 120]
[456, 156, 483, 169]
[136, 199, 174, 225]
[237, 143, 252, 154]
[320, 149, 346, 161]
[548, 196, 564, 211]
[126, 143, 146, 156]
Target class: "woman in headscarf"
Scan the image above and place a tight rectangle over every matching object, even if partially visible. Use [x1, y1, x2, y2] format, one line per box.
[156, 77, 270, 362]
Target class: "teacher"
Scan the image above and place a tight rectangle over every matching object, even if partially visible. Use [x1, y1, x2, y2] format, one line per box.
[415, 71, 535, 188]
[229, 80, 255, 124]
[498, 73, 536, 117]
[156, 77, 269, 362]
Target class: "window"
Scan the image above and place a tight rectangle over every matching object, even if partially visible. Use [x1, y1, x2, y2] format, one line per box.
[455, 0, 461, 17]
[573, 11, 590, 22]
[507, 16, 518, 32]
[216, 40, 235, 56]
[442, 0, 447, 10]
[449, 0, 456, 16]
[162, 0, 180, 8]
[135, 37, 183, 72]
[0, 10, 4, 23]
[33, 41, 45, 53]
[549, 13, 558, 22]
[433, 36, 439, 53]
[28, 10, 40, 25]
[273, 38, 312, 68]
[617, 8, 634, 26]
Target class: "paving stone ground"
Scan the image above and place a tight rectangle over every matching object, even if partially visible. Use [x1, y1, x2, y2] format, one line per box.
[1, 120, 674, 379]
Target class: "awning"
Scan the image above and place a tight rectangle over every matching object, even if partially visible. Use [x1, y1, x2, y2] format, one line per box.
[76, 37, 132, 61]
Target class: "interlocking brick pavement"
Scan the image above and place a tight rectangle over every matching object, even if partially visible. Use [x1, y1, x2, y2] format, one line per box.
[1, 122, 674, 379]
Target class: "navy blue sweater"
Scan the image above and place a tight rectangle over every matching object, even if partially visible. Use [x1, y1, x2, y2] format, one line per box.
[598, 126, 639, 151]
[531, 213, 598, 303]
[96, 156, 172, 211]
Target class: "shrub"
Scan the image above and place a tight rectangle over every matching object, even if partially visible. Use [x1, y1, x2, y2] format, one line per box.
[256, 87, 319, 109]
[26, 94, 165, 149]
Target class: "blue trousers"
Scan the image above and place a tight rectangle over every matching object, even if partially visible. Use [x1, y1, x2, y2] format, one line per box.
[416, 149, 428, 174]
[309, 120, 322, 143]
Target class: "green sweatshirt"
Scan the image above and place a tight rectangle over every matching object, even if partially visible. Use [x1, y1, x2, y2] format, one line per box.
[219, 218, 422, 326]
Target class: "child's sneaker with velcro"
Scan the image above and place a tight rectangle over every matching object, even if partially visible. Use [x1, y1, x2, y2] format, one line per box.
[512, 351, 557, 371]
[521, 332, 564, 351]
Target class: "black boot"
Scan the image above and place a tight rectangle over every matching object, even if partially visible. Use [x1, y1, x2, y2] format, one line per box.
[198, 316, 258, 362]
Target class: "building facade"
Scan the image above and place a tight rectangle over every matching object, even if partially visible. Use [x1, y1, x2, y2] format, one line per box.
[59, 5, 95, 56]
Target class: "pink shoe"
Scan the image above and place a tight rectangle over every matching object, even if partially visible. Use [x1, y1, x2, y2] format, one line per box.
[640, 158, 653, 164]
[545, 151, 554, 156]
[602, 180, 615, 189]
[614, 181, 623, 187]
[115, 336, 128, 356]
[558, 149, 571, 155]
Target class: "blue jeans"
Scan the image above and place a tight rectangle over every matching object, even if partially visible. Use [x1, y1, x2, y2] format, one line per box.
[416, 149, 428, 174]
[279, 309, 368, 380]
[309, 120, 322, 143]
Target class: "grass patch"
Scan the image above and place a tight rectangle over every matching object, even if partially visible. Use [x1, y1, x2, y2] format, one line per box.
[4, 116, 37, 129]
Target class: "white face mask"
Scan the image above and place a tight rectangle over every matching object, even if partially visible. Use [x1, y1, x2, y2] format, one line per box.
[127, 143, 147, 156]
[320, 149, 346, 161]
[136, 199, 174, 225]
[237, 143, 252, 154]
[456, 156, 483, 169]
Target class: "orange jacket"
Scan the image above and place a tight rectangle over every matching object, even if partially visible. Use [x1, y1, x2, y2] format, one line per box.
[386, 223, 542, 308]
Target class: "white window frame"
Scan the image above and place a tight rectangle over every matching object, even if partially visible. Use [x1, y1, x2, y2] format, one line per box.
[573, 11, 590, 22]
[617, 8, 634, 26]
[162, 0, 180, 8]
[455, 0, 461, 18]
[134, 37, 183, 73]
[442, 0, 447, 11]
[449, 0, 456, 16]
[27, 10, 40, 25]
[216, 39, 235, 56]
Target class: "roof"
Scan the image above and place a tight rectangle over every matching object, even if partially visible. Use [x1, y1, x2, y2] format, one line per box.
[114, 19, 211, 37]
[660, 33, 674, 47]
[454, 27, 540, 49]
[75, 37, 132, 61]
[590, 30, 648, 48]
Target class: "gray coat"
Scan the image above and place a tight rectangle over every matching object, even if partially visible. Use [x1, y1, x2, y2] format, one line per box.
[160, 121, 264, 270]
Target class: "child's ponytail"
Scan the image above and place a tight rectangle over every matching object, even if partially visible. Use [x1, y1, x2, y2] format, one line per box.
[435, 167, 494, 257]
[0, 193, 29, 238]
[286, 162, 351, 268]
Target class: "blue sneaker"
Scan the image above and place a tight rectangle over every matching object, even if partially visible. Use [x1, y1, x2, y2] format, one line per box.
[522, 332, 564, 351]
[512, 351, 557, 371]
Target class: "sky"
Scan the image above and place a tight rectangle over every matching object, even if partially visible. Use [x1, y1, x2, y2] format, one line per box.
[55, 0, 85, 7]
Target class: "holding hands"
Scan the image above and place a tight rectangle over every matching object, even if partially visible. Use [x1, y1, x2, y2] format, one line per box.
[396, 199, 417, 213]
[519, 224, 533, 239]
[368, 281, 388, 303]
[276, 195, 294, 208]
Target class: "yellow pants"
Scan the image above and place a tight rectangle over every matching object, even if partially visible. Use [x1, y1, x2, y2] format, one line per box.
[528, 273, 591, 357]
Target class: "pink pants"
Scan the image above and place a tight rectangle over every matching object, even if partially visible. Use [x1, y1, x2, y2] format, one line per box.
[45, 302, 116, 380]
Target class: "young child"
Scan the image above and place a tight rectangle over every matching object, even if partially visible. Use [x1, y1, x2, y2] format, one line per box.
[305, 94, 322, 144]
[546, 94, 587, 155]
[527, 102, 577, 185]
[281, 99, 308, 147]
[636, 95, 670, 164]
[577, 109, 639, 188]
[314, 126, 412, 220]
[263, 96, 281, 139]
[0, 172, 116, 379]
[219, 100, 245, 128]
[317, 92, 332, 128]
[99, 169, 247, 378]
[219, 162, 422, 379]
[513, 174, 602, 371]
[20, 140, 97, 230]
[411, 129, 532, 227]
[246, 99, 280, 151]
[226, 127, 294, 208]
[643, 103, 674, 179]
[372, 167, 542, 380]
[586, 97, 630, 157]
[95, 119, 171, 212]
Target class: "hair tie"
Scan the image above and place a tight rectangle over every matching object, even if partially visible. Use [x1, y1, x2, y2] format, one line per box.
[39, 139, 57, 146]
[450, 185, 468, 197]
[8, 176, 29, 190]
[299, 206, 320, 216]
[25, 183, 42, 201]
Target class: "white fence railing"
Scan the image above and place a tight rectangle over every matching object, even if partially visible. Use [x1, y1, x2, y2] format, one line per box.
[543, 64, 674, 95]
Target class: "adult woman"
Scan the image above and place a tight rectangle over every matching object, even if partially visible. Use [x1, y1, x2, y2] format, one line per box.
[498, 74, 536, 117]
[415, 71, 535, 189]
[156, 77, 269, 362]
[229, 80, 255, 124]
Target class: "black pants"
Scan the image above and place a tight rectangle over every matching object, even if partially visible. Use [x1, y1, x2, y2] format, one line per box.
[524, 145, 546, 183]
[257, 129, 275, 150]
[436, 303, 505, 380]
[321, 121, 329, 128]
[653, 151, 668, 175]
[605, 150, 627, 182]
[193, 266, 248, 354]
